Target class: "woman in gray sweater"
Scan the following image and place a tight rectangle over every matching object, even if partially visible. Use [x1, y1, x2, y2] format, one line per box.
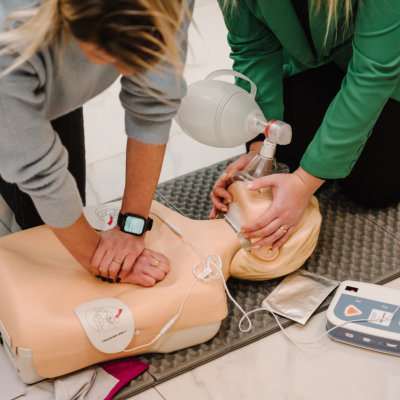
[0, 0, 193, 285]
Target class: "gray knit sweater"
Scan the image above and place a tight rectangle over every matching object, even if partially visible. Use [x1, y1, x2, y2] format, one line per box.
[0, 0, 192, 227]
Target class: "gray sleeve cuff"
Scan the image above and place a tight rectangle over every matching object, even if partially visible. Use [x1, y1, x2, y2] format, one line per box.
[124, 111, 172, 144]
[31, 174, 83, 228]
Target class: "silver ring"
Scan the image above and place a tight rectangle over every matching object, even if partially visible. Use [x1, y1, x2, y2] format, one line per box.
[112, 258, 123, 265]
[152, 259, 160, 266]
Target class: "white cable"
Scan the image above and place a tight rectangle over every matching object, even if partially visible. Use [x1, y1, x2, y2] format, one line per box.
[126, 212, 400, 352]
[123, 212, 223, 353]
[123, 277, 199, 353]
[236, 302, 400, 346]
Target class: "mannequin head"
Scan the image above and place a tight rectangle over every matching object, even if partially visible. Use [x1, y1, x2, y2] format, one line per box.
[225, 181, 322, 280]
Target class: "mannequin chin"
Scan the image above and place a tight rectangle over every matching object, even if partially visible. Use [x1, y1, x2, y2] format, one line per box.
[0, 181, 321, 382]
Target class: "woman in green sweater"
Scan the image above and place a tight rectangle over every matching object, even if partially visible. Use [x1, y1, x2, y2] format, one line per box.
[211, 0, 400, 249]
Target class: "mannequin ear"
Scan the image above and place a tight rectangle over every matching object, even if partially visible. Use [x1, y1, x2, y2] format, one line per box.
[228, 184, 322, 280]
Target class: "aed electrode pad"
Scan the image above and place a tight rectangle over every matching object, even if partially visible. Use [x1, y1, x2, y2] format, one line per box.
[75, 298, 134, 354]
[326, 280, 400, 355]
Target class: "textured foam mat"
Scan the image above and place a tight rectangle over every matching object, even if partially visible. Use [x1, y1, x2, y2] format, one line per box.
[115, 157, 400, 399]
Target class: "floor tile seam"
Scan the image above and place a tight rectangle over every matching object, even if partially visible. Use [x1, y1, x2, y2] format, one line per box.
[86, 151, 125, 168]
[115, 371, 158, 400]
[145, 323, 290, 386]
[154, 387, 168, 400]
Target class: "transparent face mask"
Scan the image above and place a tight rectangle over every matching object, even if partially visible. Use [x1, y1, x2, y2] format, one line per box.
[262, 270, 340, 325]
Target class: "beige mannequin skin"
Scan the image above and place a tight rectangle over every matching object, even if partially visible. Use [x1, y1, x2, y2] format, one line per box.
[118, 180, 321, 283]
[227, 181, 321, 280]
[0, 181, 321, 380]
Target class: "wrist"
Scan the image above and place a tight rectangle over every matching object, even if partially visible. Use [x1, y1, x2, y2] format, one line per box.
[117, 211, 153, 236]
[248, 141, 263, 153]
[293, 167, 325, 195]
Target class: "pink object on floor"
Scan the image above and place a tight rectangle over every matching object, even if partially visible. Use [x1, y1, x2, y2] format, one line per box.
[101, 357, 149, 400]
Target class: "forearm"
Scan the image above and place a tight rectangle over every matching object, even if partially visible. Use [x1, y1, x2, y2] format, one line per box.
[50, 213, 100, 270]
[88, 138, 167, 284]
[121, 137, 166, 216]
[293, 166, 325, 195]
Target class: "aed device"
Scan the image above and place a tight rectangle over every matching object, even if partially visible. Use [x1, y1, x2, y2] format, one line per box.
[326, 280, 400, 356]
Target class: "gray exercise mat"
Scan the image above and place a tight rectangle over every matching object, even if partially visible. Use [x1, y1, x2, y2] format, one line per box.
[116, 157, 400, 399]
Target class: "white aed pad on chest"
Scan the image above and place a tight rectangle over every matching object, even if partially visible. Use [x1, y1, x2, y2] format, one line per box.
[326, 280, 400, 355]
[75, 298, 134, 354]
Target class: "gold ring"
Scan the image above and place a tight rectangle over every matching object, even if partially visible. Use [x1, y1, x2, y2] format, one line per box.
[279, 226, 288, 233]
[152, 259, 160, 266]
[112, 259, 123, 265]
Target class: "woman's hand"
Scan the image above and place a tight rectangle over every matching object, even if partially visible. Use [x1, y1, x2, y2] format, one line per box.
[241, 167, 324, 249]
[91, 227, 170, 285]
[122, 248, 170, 286]
[210, 150, 258, 219]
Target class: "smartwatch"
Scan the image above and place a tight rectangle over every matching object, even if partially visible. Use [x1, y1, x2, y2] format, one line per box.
[117, 212, 153, 236]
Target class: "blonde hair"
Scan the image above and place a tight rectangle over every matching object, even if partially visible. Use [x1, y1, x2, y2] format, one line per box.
[312, 0, 353, 42]
[0, 0, 188, 77]
[221, 0, 353, 42]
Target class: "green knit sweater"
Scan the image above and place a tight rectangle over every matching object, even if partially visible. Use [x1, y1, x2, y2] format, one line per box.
[219, 0, 400, 179]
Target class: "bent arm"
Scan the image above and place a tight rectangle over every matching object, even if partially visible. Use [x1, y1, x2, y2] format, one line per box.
[301, 0, 400, 179]
[121, 137, 166, 218]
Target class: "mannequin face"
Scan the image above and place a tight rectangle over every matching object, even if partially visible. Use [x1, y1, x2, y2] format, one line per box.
[76, 40, 135, 77]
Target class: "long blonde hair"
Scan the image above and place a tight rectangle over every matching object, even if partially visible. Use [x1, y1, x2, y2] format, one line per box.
[0, 0, 188, 77]
[221, 0, 353, 41]
[312, 0, 353, 40]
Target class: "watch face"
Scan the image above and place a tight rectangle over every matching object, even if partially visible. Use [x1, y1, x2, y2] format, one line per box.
[124, 216, 145, 234]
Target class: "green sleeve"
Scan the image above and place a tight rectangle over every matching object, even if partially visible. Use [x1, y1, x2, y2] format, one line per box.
[301, 0, 400, 179]
[218, 0, 284, 120]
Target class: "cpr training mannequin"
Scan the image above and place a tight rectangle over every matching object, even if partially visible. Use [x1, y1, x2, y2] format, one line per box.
[0, 181, 321, 383]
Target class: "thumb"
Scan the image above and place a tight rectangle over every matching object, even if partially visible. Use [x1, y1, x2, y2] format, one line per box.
[246, 174, 277, 191]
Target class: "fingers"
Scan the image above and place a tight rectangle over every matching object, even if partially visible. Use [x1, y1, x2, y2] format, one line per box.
[98, 250, 119, 280]
[270, 226, 295, 249]
[93, 245, 170, 287]
[241, 202, 279, 235]
[210, 173, 233, 218]
[122, 249, 170, 287]
[209, 153, 258, 219]
[209, 206, 219, 220]
[116, 252, 137, 281]
[246, 174, 276, 192]
[90, 229, 145, 282]
[251, 225, 295, 250]
[241, 199, 296, 251]
[242, 171, 314, 251]
[209, 189, 230, 214]
[225, 151, 257, 174]
[148, 249, 170, 274]
[108, 257, 123, 281]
